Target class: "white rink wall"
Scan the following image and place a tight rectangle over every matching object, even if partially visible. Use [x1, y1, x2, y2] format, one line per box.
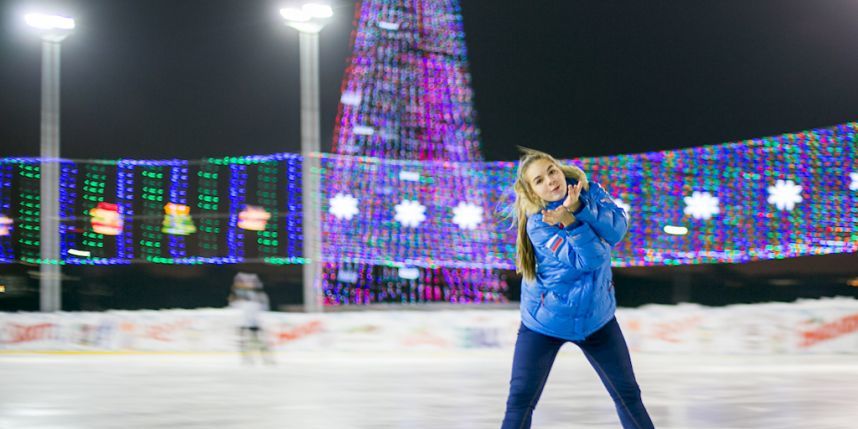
[1, 297, 856, 354]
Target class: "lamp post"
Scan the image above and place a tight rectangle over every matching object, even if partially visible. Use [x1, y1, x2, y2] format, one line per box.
[280, 3, 333, 313]
[25, 13, 75, 312]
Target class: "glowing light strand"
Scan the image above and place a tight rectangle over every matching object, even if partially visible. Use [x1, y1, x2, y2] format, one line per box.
[167, 163, 190, 258]
[139, 166, 166, 262]
[80, 164, 107, 256]
[116, 161, 135, 262]
[196, 162, 221, 255]
[0, 123, 852, 277]
[16, 163, 41, 264]
[255, 162, 279, 257]
[0, 164, 14, 262]
[227, 164, 247, 259]
[58, 161, 79, 261]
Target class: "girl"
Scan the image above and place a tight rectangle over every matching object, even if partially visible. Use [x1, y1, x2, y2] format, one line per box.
[501, 148, 654, 429]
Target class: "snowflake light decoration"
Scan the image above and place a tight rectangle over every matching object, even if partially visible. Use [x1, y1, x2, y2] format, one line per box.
[394, 199, 426, 228]
[452, 202, 483, 230]
[329, 193, 359, 220]
[683, 191, 720, 220]
[767, 179, 802, 211]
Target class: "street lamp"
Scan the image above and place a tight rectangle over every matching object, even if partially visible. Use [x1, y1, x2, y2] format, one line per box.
[280, 3, 333, 313]
[25, 12, 75, 312]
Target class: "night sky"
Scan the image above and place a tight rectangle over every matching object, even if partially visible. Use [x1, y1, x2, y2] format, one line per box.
[3, 0, 858, 162]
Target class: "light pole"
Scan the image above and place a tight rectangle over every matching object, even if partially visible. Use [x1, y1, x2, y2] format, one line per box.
[280, 3, 333, 313]
[25, 12, 75, 312]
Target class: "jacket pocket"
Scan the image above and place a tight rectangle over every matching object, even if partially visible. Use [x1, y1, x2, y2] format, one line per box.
[587, 279, 614, 320]
[523, 289, 542, 318]
[542, 291, 576, 318]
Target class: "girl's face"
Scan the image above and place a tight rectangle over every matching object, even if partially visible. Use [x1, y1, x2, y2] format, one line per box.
[524, 158, 566, 203]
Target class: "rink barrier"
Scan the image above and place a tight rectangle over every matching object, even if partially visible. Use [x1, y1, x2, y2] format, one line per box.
[1, 297, 857, 354]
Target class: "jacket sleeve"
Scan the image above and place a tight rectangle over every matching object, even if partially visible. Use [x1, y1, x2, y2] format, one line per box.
[527, 214, 610, 272]
[573, 182, 629, 246]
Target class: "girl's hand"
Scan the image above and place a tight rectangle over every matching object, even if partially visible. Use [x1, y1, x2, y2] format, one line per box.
[562, 182, 584, 212]
[541, 206, 574, 227]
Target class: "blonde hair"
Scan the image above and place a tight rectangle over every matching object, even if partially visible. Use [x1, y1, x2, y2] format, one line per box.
[512, 147, 588, 281]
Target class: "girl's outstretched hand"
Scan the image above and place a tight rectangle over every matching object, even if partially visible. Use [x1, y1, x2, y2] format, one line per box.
[563, 182, 584, 212]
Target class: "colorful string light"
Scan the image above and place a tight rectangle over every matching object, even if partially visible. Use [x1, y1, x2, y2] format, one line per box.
[139, 165, 166, 262]
[254, 162, 279, 257]
[284, 156, 303, 260]
[0, 164, 14, 261]
[196, 162, 221, 255]
[59, 161, 79, 261]
[80, 164, 108, 257]
[16, 163, 41, 264]
[116, 161, 135, 262]
[316, 123, 857, 269]
[0, 155, 309, 265]
[227, 164, 247, 259]
[0, 126, 854, 294]
[165, 163, 191, 257]
[322, 0, 506, 304]
[333, 0, 482, 162]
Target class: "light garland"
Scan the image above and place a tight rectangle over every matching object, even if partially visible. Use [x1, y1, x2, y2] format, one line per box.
[321, 155, 507, 269]
[0, 123, 852, 273]
[576, 123, 858, 266]
[139, 166, 166, 262]
[285, 156, 303, 258]
[227, 164, 247, 259]
[80, 164, 108, 256]
[196, 162, 221, 255]
[254, 162, 279, 257]
[116, 161, 135, 261]
[315, 123, 858, 270]
[165, 163, 191, 257]
[0, 164, 14, 261]
[16, 163, 41, 264]
[0, 155, 307, 265]
[59, 161, 79, 261]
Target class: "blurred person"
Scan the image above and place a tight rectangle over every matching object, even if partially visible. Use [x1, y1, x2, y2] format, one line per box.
[501, 148, 654, 429]
[229, 272, 274, 365]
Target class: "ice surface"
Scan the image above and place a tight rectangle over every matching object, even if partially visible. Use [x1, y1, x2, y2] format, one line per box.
[1, 351, 856, 428]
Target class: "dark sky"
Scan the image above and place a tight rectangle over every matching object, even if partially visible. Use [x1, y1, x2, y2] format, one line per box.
[3, 0, 858, 162]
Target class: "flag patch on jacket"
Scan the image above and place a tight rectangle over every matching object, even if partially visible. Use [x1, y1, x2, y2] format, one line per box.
[546, 234, 563, 253]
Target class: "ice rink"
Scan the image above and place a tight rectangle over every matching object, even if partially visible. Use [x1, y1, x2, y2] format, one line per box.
[1, 351, 856, 429]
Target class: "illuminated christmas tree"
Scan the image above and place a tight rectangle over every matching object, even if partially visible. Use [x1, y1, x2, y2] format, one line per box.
[323, 0, 509, 305]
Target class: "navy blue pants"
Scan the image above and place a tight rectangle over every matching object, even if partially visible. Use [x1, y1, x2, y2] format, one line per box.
[501, 318, 654, 429]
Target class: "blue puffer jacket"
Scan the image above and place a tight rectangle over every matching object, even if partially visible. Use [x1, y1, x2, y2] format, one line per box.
[519, 180, 629, 341]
